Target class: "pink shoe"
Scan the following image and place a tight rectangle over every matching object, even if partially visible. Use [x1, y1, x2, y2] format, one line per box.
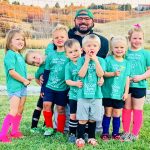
[9, 131, 24, 139]
[0, 135, 11, 143]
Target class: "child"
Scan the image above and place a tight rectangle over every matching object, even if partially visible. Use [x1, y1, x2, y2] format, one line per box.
[76, 34, 105, 148]
[121, 24, 150, 141]
[41, 24, 69, 136]
[101, 36, 130, 141]
[0, 29, 30, 143]
[25, 44, 54, 133]
[26, 50, 47, 133]
[64, 39, 82, 143]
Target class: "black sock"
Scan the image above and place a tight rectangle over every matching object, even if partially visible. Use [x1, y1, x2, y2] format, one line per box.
[69, 119, 78, 135]
[88, 122, 96, 139]
[77, 123, 86, 139]
[31, 109, 41, 128]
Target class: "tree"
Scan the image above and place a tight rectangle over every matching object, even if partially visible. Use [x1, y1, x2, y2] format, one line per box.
[55, 2, 60, 8]
[12, 1, 20, 5]
[119, 4, 132, 11]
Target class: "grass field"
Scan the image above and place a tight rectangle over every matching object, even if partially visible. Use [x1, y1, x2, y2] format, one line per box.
[0, 96, 150, 150]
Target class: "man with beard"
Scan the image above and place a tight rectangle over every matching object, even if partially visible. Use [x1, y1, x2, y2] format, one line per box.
[68, 8, 109, 58]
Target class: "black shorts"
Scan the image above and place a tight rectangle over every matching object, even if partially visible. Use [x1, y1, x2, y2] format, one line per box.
[37, 96, 43, 109]
[129, 87, 146, 98]
[102, 98, 124, 109]
[43, 87, 69, 107]
[69, 99, 77, 114]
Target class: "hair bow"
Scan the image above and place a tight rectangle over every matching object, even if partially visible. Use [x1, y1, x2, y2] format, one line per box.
[133, 24, 141, 29]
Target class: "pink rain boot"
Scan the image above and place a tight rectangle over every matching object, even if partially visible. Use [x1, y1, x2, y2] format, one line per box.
[0, 114, 14, 143]
[10, 115, 23, 139]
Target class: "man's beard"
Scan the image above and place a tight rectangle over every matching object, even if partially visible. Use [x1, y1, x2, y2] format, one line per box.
[75, 23, 94, 34]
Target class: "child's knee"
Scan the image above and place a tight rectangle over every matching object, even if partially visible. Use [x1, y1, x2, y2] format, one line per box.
[43, 102, 51, 111]
[57, 106, 65, 114]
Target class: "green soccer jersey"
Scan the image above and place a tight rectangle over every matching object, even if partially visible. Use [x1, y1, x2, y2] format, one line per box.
[45, 51, 69, 91]
[65, 61, 79, 100]
[77, 56, 106, 99]
[102, 55, 130, 100]
[126, 48, 150, 88]
[45, 43, 54, 56]
[4, 50, 27, 93]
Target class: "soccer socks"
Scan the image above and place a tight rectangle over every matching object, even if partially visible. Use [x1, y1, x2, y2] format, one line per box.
[69, 119, 78, 135]
[112, 117, 120, 136]
[31, 109, 41, 128]
[102, 115, 111, 135]
[57, 114, 66, 133]
[77, 124, 86, 139]
[132, 109, 143, 136]
[122, 108, 132, 133]
[43, 111, 53, 128]
[88, 122, 96, 139]
[0, 114, 14, 142]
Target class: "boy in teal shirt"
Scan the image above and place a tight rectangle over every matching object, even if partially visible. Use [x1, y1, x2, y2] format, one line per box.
[76, 34, 105, 148]
[65, 39, 82, 143]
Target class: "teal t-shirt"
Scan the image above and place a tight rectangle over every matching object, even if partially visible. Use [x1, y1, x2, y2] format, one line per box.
[65, 61, 79, 100]
[35, 43, 54, 79]
[45, 51, 69, 91]
[77, 56, 106, 99]
[102, 55, 130, 100]
[126, 48, 150, 88]
[4, 50, 27, 93]
[45, 43, 54, 56]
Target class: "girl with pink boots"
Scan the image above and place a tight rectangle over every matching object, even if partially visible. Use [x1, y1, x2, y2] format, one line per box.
[0, 29, 30, 143]
[122, 24, 150, 141]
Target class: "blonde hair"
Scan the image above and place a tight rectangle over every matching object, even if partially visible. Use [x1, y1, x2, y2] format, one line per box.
[5, 29, 26, 54]
[25, 50, 35, 65]
[110, 35, 128, 56]
[52, 24, 68, 37]
[128, 25, 144, 41]
[64, 39, 80, 50]
[82, 34, 101, 47]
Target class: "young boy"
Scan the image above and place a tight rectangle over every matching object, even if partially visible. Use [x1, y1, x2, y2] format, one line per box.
[41, 24, 69, 137]
[64, 39, 82, 143]
[76, 34, 105, 148]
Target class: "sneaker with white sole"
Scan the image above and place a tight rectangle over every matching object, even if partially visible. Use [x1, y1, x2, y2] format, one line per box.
[44, 128, 54, 136]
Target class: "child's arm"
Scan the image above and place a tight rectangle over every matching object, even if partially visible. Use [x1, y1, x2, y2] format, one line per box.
[66, 80, 83, 88]
[122, 76, 130, 101]
[131, 67, 150, 82]
[78, 55, 90, 78]
[104, 70, 120, 77]
[9, 69, 30, 86]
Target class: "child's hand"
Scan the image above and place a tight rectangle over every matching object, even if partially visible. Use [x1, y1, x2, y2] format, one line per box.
[132, 75, 144, 82]
[75, 80, 83, 88]
[85, 54, 90, 62]
[98, 77, 104, 86]
[122, 92, 128, 101]
[23, 79, 30, 86]
[114, 70, 120, 76]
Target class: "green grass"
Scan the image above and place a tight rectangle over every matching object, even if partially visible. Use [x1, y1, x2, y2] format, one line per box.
[0, 96, 150, 149]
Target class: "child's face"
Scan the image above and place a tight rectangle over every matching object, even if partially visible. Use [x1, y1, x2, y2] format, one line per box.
[27, 52, 44, 67]
[66, 44, 82, 62]
[130, 31, 144, 50]
[112, 42, 126, 57]
[10, 33, 25, 51]
[83, 40, 100, 56]
[53, 30, 68, 47]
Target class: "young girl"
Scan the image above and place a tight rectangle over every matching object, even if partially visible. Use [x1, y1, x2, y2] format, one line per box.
[122, 24, 150, 141]
[0, 29, 30, 143]
[65, 39, 82, 143]
[101, 36, 130, 141]
[41, 24, 69, 137]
